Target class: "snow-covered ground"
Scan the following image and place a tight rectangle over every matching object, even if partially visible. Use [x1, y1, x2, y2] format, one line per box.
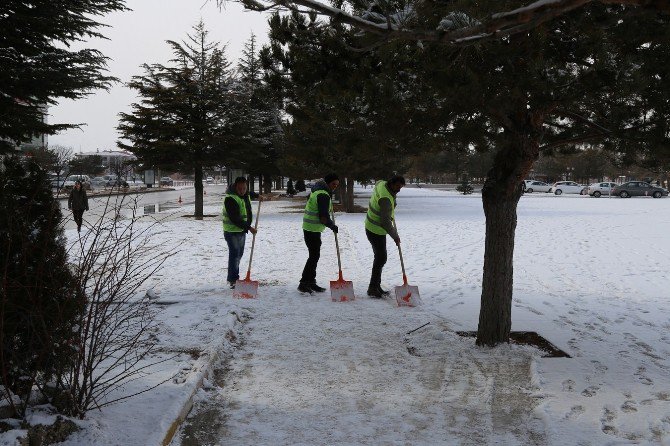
[4, 186, 669, 445]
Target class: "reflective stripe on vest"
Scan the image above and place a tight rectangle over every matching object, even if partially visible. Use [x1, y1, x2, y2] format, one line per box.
[365, 180, 395, 235]
[222, 193, 250, 232]
[302, 189, 332, 232]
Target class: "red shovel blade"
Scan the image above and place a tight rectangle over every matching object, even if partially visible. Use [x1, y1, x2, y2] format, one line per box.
[395, 283, 421, 307]
[330, 273, 355, 302]
[233, 277, 259, 299]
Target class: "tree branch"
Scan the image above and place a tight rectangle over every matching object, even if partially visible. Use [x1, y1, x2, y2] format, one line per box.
[221, 0, 670, 46]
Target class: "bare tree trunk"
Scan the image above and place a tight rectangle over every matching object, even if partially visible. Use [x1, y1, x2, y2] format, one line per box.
[194, 166, 203, 220]
[476, 125, 539, 346]
[341, 178, 355, 212]
[264, 174, 272, 194]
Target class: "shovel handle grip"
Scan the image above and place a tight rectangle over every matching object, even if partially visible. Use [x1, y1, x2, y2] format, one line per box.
[331, 210, 343, 273]
[246, 197, 262, 276]
[394, 220, 408, 281]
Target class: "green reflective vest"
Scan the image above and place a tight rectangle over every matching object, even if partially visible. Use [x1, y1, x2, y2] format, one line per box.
[365, 180, 395, 235]
[222, 193, 251, 233]
[302, 189, 332, 232]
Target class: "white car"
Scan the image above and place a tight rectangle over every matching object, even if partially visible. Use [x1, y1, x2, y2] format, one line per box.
[63, 174, 91, 190]
[549, 181, 585, 195]
[126, 179, 146, 189]
[588, 182, 617, 197]
[206, 176, 214, 184]
[524, 181, 552, 193]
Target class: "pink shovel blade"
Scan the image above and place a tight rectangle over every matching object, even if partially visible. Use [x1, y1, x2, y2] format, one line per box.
[395, 283, 421, 307]
[233, 277, 259, 299]
[330, 275, 355, 302]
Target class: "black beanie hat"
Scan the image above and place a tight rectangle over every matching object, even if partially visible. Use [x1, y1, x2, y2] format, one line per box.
[324, 173, 339, 184]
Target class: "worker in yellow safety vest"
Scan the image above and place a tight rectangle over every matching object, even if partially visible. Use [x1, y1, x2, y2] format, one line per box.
[365, 175, 405, 298]
[298, 173, 340, 294]
[222, 176, 257, 288]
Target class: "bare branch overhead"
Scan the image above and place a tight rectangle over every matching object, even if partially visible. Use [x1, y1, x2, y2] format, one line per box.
[224, 0, 670, 46]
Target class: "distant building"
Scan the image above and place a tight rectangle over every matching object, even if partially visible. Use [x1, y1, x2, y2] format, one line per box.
[74, 149, 136, 176]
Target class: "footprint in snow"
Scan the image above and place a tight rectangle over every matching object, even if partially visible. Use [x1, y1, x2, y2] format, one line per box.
[565, 405, 585, 419]
[562, 379, 575, 392]
[600, 407, 618, 436]
[621, 400, 638, 413]
[581, 385, 600, 397]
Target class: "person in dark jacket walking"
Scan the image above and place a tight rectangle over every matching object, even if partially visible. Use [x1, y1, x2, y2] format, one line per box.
[298, 173, 339, 294]
[68, 181, 89, 232]
[364, 175, 405, 298]
[222, 177, 257, 288]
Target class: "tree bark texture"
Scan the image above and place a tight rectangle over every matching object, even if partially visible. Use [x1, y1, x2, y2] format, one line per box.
[346, 178, 355, 212]
[476, 121, 541, 346]
[194, 166, 204, 220]
[248, 175, 255, 193]
[264, 174, 272, 194]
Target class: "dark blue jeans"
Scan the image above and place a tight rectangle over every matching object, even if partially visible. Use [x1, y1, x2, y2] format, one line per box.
[224, 231, 246, 283]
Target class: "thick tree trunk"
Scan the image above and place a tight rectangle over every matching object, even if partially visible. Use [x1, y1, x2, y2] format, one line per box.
[264, 174, 272, 194]
[345, 178, 355, 212]
[194, 166, 204, 220]
[248, 175, 255, 193]
[476, 125, 540, 346]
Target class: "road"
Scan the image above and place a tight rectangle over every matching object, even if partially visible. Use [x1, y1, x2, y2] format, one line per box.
[57, 184, 229, 231]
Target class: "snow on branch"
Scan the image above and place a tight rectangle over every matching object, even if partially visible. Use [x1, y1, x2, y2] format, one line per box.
[222, 0, 670, 45]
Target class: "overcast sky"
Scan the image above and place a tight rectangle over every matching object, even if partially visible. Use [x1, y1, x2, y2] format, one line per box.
[49, 0, 271, 153]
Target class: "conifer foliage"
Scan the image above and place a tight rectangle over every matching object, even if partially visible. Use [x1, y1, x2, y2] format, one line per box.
[0, 0, 127, 152]
[118, 21, 247, 219]
[0, 157, 81, 417]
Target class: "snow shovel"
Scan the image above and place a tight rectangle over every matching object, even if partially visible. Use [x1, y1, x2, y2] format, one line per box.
[234, 197, 261, 299]
[394, 222, 421, 307]
[330, 211, 355, 302]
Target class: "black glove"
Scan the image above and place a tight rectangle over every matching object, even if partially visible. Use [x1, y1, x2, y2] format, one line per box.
[331, 224, 338, 234]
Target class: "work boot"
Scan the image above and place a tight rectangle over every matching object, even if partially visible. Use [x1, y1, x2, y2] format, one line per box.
[228, 281, 236, 289]
[367, 286, 384, 298]
[310, 283, 326, 293]
[378, 286, 390, 297]
[298, 283, 314, 294]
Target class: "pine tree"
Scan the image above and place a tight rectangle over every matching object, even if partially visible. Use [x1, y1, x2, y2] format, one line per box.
[0, 156, 81, 417]
[235, 34, 283, 191]
[286, 179, 296, 195]
[0, 0, 127, 153]
[259, 4, 670, 345]
[118, 21, 246, 219]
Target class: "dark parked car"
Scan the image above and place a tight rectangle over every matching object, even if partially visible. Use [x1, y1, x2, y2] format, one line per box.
[611, 181, 668, 198]
[160, 176, 174, 186]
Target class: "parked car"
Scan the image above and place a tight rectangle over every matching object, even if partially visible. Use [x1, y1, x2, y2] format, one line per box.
[587, 182, 617, 197]
[205, 176, 214, 184]
[127, 178, 146, 189]
[549, 181, 585, 195]
[63, 174, 91, 190]
[49, 175, 65, 189]
[160, 176, 174, 186]
[524, 181, 552, 193]
[90, 176, 108, 188]
[611, 181, 669, 198]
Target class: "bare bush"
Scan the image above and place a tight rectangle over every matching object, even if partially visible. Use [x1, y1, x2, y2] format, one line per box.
[60, 194, 177, 418]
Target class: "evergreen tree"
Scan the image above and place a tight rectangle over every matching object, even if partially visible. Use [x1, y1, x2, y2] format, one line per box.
[0, 0, 126, 153]
[69, 154, 105, 176]
[263, 13, 426, 211]
[0, 156, 81, 416]
[257, 3, 670, 345]
[286, 178, 296, 195]
[118, 22, 249, 219]
[236, 34, 283, 192]
[295, 179, 306, 192]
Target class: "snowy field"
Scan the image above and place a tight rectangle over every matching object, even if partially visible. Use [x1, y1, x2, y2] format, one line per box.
[6, 186, 669, 445]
